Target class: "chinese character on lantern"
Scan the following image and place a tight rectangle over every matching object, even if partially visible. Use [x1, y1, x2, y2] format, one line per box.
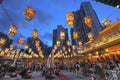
[84, 16, 92, 27]
[66, 12, 74, 26]
[24, 6, 36, 21]
[60, 30, 65, 40]
[73, 32, 78, 39]
[8, 25, 18, 37]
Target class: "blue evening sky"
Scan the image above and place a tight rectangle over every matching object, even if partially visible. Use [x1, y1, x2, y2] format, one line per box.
[0, 0, 120, 47]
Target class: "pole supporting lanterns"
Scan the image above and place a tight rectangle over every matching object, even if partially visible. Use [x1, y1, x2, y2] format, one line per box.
[66, 12, 74, 26]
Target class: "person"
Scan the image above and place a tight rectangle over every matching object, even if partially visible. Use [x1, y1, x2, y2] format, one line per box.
[74, 62, 80, 77]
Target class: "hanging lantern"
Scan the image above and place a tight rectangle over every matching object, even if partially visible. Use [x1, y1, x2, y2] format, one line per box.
[67, 40, 71, 47]
[35, 40, 40, 48]
[32, 29, 38, 39]
[0, 37, 6, 48]
[72, 45, 76, 50]
[68, 48, 71, 53]
[102, 18, 111, 27]
[84, 16, 92, 27]
[25, 44, 29, 49]
[56, 40, 60, 47]
[62, 46, 66, 51]
[78, 40, 82, 47]
[66, 12, 74, 26]
[88, 32, 94, 41]
[10, 45, 14, 50]
[19, 38, 25, 45]
[60, 30, 65, 40]
[8, 25, 18, 37]
[54, 45, 57, 50]
[73, 32, 78, 39]
[24, 6, 36, 21]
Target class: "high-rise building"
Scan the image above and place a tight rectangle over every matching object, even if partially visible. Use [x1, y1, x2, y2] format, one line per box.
[52, 25, 69, 47]
[73, 2, 103, 44]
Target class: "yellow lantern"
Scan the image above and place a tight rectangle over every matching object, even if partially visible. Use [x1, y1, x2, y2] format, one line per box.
[72, 45, 76, 50]
[60, 30, 65, 40]
[0, 37, 6, 47]
[73, 32, 78, 39]
[8, 25, 18, 37]
[67, 40, 71, 47]
[102, 18, 111, 27]
[66, 12, 74, 26]
[78, 40, 82, 47]
[56, 40, 60, 47]
[88, 32, 94, 41]
[19, 38, 25, 45]
[32, 29, 38, 39]
[54, 45, 57, 50]
[35, 40, 40, 48]
[84, 16, 92, 27]
[25, 44, 29, 49]
[62, 46, 66, 51]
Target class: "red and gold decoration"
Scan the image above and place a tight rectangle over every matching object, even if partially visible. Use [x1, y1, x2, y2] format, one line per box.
[18, 38, 25, 45]
[32, 29, 38, 39]
[24, 6, 36, 21]
[102, 18, 111, 27]
[87, 32, 94, 41]
[0, 37, 6, 48]
[73, 32, 78, 39]
[67, 40, 71, 47]
[60, 30, 65, 40]
[66, 12, 74, 26]
[56, 40, 60, 47]
[8, 25, 18, 37]
[84, 16, 92, 27]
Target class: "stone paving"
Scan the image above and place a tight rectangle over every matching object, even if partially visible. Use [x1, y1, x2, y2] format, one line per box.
[1, 71, 101, 80]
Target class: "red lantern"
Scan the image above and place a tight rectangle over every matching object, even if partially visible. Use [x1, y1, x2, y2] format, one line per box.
[60, 30, 65, 40]
[0, 37, 6, 48]
[8, 25, 18, 37]
[19, 38, 25, 45]
[84, 16, 92, 27]
[24, 6, 36, 21]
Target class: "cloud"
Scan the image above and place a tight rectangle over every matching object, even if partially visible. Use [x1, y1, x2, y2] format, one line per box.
[39, 32, 52, 41]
